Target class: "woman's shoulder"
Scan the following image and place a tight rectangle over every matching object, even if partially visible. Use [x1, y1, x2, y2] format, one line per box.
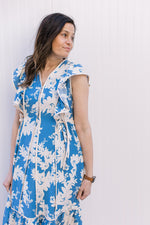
[66, 59, 90, 86]
[12, 59, 27, 90]
[66, 59, 89, 75]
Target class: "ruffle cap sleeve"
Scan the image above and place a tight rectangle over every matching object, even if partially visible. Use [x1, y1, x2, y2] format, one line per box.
[12, 62, 26, 113]
[68, 62, 91, 86]
[54, 60, 90, 122]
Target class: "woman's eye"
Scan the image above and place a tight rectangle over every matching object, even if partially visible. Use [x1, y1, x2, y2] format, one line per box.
[62, 33, 74, 42]
[62, 33, 67, 37]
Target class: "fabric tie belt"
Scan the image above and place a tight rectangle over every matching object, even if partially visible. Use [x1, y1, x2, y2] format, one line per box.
[55, 117, 73, 170]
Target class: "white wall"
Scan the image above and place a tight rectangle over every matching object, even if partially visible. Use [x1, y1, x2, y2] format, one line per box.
[1, 0, 150, 224]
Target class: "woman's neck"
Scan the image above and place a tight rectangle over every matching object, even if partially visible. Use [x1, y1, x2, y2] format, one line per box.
[44, 54, 65, 72]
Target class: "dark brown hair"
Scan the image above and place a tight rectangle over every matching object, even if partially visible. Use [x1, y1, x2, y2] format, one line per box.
[19, 13, 76, 88]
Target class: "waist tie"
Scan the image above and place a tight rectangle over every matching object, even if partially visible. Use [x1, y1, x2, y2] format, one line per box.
[55, 118, 72, 170]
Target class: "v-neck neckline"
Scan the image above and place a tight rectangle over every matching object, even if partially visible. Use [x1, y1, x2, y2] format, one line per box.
[38, 58, 67, 89]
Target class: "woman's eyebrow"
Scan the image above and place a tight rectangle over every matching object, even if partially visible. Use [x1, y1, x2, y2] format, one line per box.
[62, 30, 75, 35]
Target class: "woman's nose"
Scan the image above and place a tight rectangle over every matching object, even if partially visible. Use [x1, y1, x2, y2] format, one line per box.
[66, 37, 73, 45]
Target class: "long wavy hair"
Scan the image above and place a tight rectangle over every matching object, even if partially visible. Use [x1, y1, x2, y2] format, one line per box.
[19, 13, 76, 88]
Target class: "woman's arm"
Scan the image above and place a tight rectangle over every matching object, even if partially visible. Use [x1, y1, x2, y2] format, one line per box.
[9, 108, 21, 171]
[3, 108, 21, 193]
[71, 75, 93, 177]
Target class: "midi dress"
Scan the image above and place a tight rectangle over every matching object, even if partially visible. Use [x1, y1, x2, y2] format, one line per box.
[2, 58, 90, 225]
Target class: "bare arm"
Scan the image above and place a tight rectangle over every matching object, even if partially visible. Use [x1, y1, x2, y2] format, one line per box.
[9, 108, 21, 172]
[3, 108, 22, 192]
[71, 75, 93, 177]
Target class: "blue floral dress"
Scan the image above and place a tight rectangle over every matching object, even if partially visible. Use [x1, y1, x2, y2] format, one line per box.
[2, 58, 90, 225]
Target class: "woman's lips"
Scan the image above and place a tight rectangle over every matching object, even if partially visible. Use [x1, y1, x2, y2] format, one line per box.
[64, 47, 71, 51]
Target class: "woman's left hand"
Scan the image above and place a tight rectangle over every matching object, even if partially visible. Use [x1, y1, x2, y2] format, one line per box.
[76, 179, 92, 200]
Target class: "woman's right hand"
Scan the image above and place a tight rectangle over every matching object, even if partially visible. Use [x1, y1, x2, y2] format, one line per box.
[3, 169, 13, 194]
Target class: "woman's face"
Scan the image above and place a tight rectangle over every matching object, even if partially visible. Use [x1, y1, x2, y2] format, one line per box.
[51, 23, 75, 59]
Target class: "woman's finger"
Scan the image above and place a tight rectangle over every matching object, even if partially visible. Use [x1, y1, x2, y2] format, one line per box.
[6, 185, 9, 192]
[3, 181, 11, 193]
[80, 190, 88, 200]
[77, 187, 83, 200]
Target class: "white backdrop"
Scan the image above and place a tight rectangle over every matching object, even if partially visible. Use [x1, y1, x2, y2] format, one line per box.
[1, 0, 150, 224]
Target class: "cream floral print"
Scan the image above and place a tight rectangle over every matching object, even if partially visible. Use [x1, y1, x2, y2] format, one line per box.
[2, 58, 90, 225]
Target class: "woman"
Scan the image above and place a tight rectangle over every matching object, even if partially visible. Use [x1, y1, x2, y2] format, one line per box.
[2, 13, 96, 224]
